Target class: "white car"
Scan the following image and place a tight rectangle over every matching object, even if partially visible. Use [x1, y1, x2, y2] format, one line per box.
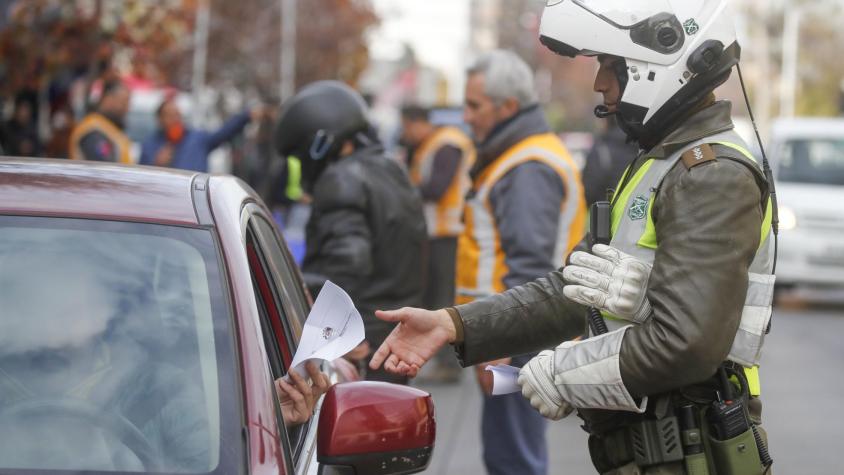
[768, 118, 844, 288]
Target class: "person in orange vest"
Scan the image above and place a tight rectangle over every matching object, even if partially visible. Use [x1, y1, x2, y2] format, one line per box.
[400, 104, 475, 383]
[460, 49, 586, 475]
[69, 80, 132, 163]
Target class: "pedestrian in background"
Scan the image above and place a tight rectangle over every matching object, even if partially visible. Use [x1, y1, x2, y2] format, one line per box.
[458, 49, 586, 475]
[581, 117, 638, 206]
[400, 104, 475, 383]
[0, 94, 41, 157]
[274, 81, 427, 385]
[139, 95, 263, 172]
[68, 80, 132, 163]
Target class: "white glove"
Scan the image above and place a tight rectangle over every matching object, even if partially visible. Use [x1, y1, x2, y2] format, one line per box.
[562, 244, 653, 324]
[517, 351, 574, 421]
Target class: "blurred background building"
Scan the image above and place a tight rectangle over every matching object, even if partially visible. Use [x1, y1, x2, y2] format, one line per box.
[2, 0, 843, 164]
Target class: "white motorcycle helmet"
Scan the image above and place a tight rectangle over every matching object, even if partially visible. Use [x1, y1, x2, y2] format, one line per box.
[540, 0, 740, 145]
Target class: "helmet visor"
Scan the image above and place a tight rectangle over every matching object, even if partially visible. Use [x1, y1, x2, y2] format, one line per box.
[572, 0, 673, 28]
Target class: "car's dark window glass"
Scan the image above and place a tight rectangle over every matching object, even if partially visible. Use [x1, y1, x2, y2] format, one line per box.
[245, 237, 296, 475]
[0, 216, 241, 475]
[780, 139, 844, 185]
[246, 215, 309, 459]
[250, 217, 309, 339]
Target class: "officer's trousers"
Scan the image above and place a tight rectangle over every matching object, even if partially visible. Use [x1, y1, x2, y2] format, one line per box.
[481, 353, 548, 475]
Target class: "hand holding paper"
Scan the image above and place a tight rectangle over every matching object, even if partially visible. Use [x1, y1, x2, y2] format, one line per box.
[484, 364, 522, 396]
[288, 280, 365, 378]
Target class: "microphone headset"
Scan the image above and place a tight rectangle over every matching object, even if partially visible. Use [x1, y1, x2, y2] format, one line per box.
[594, 105, 616, 118]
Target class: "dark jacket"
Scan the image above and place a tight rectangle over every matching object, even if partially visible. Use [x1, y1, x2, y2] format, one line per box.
[450, 101, 768, 426]
[582, 120, 639, 206]
[139, 112, 250, 172]
[302, 144, 427, 330]
[474, 105, 568, 289]
[1, 119, 41, 157]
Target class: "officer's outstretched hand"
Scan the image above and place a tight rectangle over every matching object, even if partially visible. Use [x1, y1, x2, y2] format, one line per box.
[370, 308, 456, 378]
[518, 351, 574, 421]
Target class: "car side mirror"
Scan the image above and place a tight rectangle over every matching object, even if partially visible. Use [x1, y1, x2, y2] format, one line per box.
[317, 382, 435, 475]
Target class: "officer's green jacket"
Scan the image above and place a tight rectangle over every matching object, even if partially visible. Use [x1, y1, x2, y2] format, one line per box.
[449, 101, 769, 411]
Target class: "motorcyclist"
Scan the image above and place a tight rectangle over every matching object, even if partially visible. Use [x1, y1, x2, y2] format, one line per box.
[275, 81, 427, 384]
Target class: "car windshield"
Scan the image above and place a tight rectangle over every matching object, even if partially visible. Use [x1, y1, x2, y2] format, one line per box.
[0, 216, 241, 474]
[778, 138, 844, 186]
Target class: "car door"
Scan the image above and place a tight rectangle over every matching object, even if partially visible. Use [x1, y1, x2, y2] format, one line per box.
[241, 204, 323, 475]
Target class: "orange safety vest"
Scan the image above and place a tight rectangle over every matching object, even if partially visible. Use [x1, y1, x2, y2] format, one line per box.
[456, 133, 586, 305]
[68, 112, 132, 164]
[409, 127, 476, 238]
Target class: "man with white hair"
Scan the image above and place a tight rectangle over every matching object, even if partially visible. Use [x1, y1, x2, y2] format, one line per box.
[458, 49, 586, 475]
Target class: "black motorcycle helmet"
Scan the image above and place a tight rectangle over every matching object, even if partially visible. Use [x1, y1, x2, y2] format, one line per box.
[274, 81, 371, 191]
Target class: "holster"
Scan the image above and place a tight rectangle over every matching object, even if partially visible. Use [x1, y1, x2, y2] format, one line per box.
[586, 394, 770, 475]
[588, 415, 684, 472]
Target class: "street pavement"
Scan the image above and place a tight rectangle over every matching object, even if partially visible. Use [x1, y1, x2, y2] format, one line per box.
[413, 292, 844, 474]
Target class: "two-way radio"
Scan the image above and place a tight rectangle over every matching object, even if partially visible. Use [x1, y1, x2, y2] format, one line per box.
[587, 201, 612, 335]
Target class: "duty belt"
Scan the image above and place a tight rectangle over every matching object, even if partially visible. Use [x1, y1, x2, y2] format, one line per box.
[586, 397, 684, 472]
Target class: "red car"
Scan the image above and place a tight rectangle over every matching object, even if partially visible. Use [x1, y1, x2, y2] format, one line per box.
[0, 159, 435, 475]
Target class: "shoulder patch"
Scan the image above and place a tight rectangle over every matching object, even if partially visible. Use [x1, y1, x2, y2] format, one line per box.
[681, 144, 716, 170]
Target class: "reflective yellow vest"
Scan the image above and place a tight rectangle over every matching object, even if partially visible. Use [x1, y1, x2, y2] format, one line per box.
[606, 129, 774, 396]
[69, 113, 132, 164]
[409, 127, 476, 238]
[456, 133, 586, 305]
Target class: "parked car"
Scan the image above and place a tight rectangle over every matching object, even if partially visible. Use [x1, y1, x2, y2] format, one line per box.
[768, 118, 844, 289]
[0, 159, 435, 474]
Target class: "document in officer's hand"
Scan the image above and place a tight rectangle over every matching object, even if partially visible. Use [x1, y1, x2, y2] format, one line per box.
[485, 364, 522, 395]
[288, 280, 365, 378]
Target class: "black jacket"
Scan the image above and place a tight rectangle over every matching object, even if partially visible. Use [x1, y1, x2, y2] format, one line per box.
[302, 145, 427, 329]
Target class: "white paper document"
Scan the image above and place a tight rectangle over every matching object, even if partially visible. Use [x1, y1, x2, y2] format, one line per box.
[288, 280, 365, 378]
[485, 364, 522, 395]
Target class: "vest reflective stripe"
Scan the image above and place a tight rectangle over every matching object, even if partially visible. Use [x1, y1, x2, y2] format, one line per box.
[69, 113, 132, 164]
[456, 133, 586, 304]
[409, 127, 475, 237]
[607, 129, 774, 396]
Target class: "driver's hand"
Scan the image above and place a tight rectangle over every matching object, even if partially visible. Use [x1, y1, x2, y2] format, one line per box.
[275, 361, 332, 427]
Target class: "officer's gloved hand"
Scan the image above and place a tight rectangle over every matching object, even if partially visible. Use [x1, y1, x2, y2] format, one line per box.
[518, 351, 574, 421]
[562, 244, 653, 324]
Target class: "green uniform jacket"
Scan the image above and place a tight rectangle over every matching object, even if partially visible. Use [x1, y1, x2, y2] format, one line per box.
[451, 101, 769, 423]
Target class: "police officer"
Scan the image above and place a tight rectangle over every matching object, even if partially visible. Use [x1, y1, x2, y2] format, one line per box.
[69, 80, 132, 163]
[370, 2, 775, 474]
[275, 81, 427, 384]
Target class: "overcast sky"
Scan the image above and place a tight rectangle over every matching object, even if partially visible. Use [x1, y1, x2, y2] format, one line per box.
[368, 0, 470, 102]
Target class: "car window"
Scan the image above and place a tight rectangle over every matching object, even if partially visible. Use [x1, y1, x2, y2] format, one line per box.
[779, 138, 844, 186]
[244, 213, 313, 464]
[252, 215, 310, 335]
[245, 232, 297, 475]
[0, 216, 242, 474]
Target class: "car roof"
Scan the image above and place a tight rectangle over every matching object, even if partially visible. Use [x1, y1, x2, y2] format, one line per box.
[771, 117, 844, 140]
[0, 158, 201, 226]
